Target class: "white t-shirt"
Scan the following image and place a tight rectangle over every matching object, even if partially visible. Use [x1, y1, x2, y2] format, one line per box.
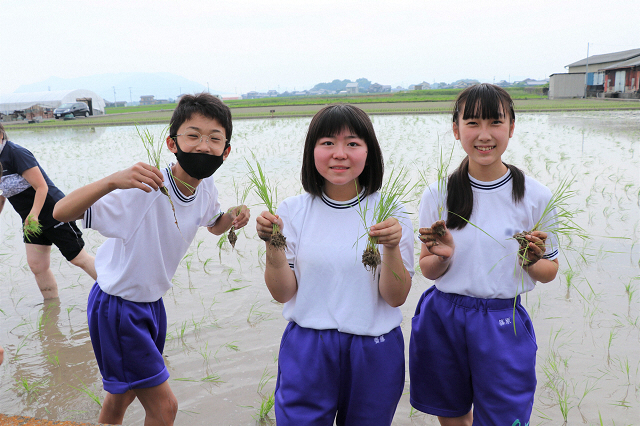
[278, 191, 415, 336]
[83, 166, 223, 302]
[419, 170, 559, 299]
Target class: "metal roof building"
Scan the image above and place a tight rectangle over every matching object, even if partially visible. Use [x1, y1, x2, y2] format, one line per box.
[566, 48, 640, 73]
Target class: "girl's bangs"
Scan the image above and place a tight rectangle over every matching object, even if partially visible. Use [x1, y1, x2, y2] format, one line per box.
[462, 95, 509, 121]
[457, 84, 514, 121]
[315, 106, 367, 139]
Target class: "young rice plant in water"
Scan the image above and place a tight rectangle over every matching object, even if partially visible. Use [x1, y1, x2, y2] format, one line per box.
[246, 158, 286, 250]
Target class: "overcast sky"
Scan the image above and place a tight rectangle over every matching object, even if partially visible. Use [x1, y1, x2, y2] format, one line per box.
[2, 0, 638, 95]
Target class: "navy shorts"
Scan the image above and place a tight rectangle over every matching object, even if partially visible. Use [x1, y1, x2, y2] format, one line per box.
[409, 286, 537, 425]
[87, 283, 169, 394]
[23, 220, 85, 261]
[275, 323, 405, 426]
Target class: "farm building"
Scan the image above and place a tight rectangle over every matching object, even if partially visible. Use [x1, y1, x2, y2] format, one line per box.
[548, 73, 586, 99]
[345, 83, 359, 94]
[0, 89, 105, 121]
[602, 57, 640, 98]
[549, 48, 640, 99]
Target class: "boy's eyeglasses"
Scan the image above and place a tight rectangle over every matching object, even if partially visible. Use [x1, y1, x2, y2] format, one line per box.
[175, 131, 227, 147]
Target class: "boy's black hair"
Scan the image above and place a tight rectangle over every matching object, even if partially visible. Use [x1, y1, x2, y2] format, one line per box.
[301, 104, 384, 197]
[446, 83, 525, 230]
[169, 93, 232, 145]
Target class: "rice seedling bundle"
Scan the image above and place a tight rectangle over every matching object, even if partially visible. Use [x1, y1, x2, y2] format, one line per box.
[23, 215, 42, 242]
[245, 158, 286, 250]
[357, 167, 414, 272]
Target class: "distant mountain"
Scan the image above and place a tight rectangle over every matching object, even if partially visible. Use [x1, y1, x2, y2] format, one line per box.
[14, 72, 219, 103]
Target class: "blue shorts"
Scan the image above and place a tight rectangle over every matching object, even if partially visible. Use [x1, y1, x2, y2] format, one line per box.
[275, 322, 405, 426]
[409, 286, 537, 425]
[87, 283, 169, 394]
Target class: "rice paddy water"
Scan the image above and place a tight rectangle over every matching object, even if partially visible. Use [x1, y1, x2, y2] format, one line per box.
[0, 111, 638, 424]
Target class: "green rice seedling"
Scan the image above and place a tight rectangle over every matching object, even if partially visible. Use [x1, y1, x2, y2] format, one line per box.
[624, 278, 636, 306]
[247, 301, 271, 327]
[607, 328, 617, 366]
[216, 232, 228, 258]
[228, 177, 251, 249]
[70, 377, 102, 407]
[356, 167, 414, 272]
[220, 341, 240, 352]
[23, 215, 42, 243]
[562, 268, 578, 300]
[576, 377, 601, 422]
[224, 285, 249, 293]
[65, 305, 76, 319]
[136, 125, 190, 233]
[14, 336, 29, 357]
[195, 239, 205, 261]
[245, 157, 286, 250]
[415, 139, 455, 237]
[46, 351, 60, 367]
[540, 361, 572, 424]
[255, 392, 275, 423]
[16, 377, 47, 401]
[513, 174, 587, 269]
[198, 342, 211, 363]
[202, 257, 213, 274]
[617, 356, 631, 385]
[201, 373, 223, 383]
[253, 366, 276, 422]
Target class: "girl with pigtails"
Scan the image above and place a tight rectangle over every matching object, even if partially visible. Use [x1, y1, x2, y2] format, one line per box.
[410, 84, 559, 426]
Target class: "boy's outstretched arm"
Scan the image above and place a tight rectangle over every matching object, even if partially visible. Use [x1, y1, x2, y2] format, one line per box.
[54, 163, 164, 222]
[208, 204, 250, 235]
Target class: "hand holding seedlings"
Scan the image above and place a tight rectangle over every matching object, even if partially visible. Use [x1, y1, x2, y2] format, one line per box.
[225, 204, 250, 248]
[256, 211, 283, 244]
[419, 220, 454, 261]
[369, 217, 403, 248]
[110, 162, 165, 193]
[516, 230, 547, 267]
[23, 214, 42, 242]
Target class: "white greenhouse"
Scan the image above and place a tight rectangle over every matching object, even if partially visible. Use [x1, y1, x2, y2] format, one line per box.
[0, 89, 106, 119]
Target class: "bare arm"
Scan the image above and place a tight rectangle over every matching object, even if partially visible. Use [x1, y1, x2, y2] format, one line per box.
[21, 167, 48, 222]
[370, 217, 412, 307]
[256, 211, 297, 303]
[208, 204, 250, 235]
[418, 220, 454, 280]
[0, 195, 5, 213]
[54, 162, 164, 223]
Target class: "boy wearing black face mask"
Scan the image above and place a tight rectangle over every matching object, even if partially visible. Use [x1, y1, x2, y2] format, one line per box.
[53, 93, 249, 426]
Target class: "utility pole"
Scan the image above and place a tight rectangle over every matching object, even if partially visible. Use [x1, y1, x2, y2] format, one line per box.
[129, 87, 133, 103]
[584, 42, 590, 98]
[207, 82, 210, 93]
[113, 86, 116, 106]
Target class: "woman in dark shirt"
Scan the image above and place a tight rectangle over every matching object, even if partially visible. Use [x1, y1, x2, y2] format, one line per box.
[0, 123, 96, 299]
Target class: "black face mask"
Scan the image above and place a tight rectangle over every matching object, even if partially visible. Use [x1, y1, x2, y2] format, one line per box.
[174, 140, 226, 180]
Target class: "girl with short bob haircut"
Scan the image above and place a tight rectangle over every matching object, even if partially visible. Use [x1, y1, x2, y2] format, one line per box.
[410, 84, 560, 426]
[256, 104, 414, 426]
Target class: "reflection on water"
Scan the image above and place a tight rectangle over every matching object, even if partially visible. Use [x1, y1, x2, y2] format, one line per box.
[0, 113, 638, 424]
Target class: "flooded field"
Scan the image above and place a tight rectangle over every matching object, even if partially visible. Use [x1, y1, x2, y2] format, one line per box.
[0, 111, 638, 425]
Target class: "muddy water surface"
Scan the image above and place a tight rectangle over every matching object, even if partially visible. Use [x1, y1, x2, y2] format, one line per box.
[0, 112, 638, 425]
